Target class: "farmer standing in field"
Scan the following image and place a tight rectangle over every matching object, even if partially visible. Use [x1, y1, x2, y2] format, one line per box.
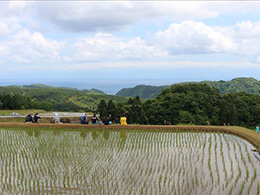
[120, 114, 127, 125]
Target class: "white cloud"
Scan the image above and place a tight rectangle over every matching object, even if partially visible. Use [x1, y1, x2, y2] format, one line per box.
[0, 1, 33, 17]
[33, 1, 220, 33]
[31, 32, 62, 57]
[212, 21, 260, 61]
[0, 29, 65, 65]
[153, 21, 236, 55]
[8, 1, 30, 12]
[2, 1, 260, 70]
[0, 20, 10, 35]
[12, 55, 31, 64]
[30, 1, 260, 34]
[69, 60, 260, 70]
[0, 45, 11, 56]
[1, 1, 260, 34]
[151, 20, 260, 63]
[73, 33, 167, 61]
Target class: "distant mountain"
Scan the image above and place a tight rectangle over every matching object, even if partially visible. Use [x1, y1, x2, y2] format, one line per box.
[116, 85, 169, 98]
[23, 84, 56, 89]
[0, 84, 126, 112]
[86, 88, 106, 95]
[116, 77, 260, 98]
[201, 77, 260, 95]
[7, 84, 106, 94]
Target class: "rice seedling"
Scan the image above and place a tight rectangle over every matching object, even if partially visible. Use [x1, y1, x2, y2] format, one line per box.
[238, 180, 246, 195]
[247, 168, 257, 194]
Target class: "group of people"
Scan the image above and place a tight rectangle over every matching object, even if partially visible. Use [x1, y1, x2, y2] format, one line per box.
[80, 113, 98, 124]
[81, 113, 128, 125]
[25, 112, 128, 125]
[25, 113, 41, 123]
[25, 113, 60, 123]
[80, 113, 113, 125]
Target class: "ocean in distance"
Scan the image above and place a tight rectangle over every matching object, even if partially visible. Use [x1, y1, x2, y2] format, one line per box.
[0, 78, 192, 95]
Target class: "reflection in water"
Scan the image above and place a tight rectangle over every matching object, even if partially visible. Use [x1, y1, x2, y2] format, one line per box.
[118, 131, 127, 150]
[25, 129, 33, 136]
[91, 131, 99, 140]
[80, 130, 87, 138]
[120, 131, 127, 141]
[103, 131, 110, 140]
[53, 129, 61, 136]
[34, 130, 41, 137]
[25, 129, 41, 138]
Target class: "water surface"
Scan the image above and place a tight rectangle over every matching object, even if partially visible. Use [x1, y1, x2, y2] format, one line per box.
[0, 128, 259, 194]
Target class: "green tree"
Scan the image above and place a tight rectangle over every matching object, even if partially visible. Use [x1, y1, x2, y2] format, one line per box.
[97, 100, 108, 119]
[122, 96, 148, 124]
[179, 110, 194, 124]
[107, 100, 119, 121]
[144, 84, 221, 125]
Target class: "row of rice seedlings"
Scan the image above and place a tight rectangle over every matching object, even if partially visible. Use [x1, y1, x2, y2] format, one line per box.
[219, 134, 228, 182]
[237, 143, 249, 181]
[247, 169, 257, 194]
[233, 142, 242, 188]
[222, 134, 234, 188]
[0, 128, 260, 194]
[207, 135, 214, 184]
[256, 182, 260, 194]
[243, 142, 258, 194]
[228, 136, 258, 195]
[213, 133, 220, 186]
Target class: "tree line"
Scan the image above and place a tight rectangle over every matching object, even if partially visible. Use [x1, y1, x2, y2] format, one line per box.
[0, 93, 54, 111]
[97, 96, 147, 124]
[2, 83, 260, 128]
[97, 83, 260, 128]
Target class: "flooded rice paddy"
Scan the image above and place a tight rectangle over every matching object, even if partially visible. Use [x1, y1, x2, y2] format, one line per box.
[0, 128, 259, 194]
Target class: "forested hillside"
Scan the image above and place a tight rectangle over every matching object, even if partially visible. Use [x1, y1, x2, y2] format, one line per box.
[98, 83, 260, 128]
[201, 77, 260, 94]
[116, 77, 260, 98]
[116, 85, 168, 98]
[0, 85, 126, 112]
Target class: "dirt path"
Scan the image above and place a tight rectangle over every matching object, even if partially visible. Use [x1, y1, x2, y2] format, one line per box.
[0, 123, 260, 148]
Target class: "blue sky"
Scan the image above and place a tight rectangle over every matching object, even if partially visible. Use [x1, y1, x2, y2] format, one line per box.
[1, 1, 260, 93]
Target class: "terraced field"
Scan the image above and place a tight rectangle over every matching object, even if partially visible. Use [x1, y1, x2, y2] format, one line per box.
[0, 128, 259, 194]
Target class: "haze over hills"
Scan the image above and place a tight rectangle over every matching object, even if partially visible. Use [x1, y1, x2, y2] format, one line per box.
[116, 77, 260, 98]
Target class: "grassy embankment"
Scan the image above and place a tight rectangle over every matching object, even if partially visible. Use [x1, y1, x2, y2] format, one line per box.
[0, 123, 260, 148]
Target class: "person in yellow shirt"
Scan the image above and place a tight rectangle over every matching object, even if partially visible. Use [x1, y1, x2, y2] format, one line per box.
[120, 114, 127, 125]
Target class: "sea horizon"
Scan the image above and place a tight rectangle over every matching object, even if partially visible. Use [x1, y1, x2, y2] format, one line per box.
[0, 78, 209, 95]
